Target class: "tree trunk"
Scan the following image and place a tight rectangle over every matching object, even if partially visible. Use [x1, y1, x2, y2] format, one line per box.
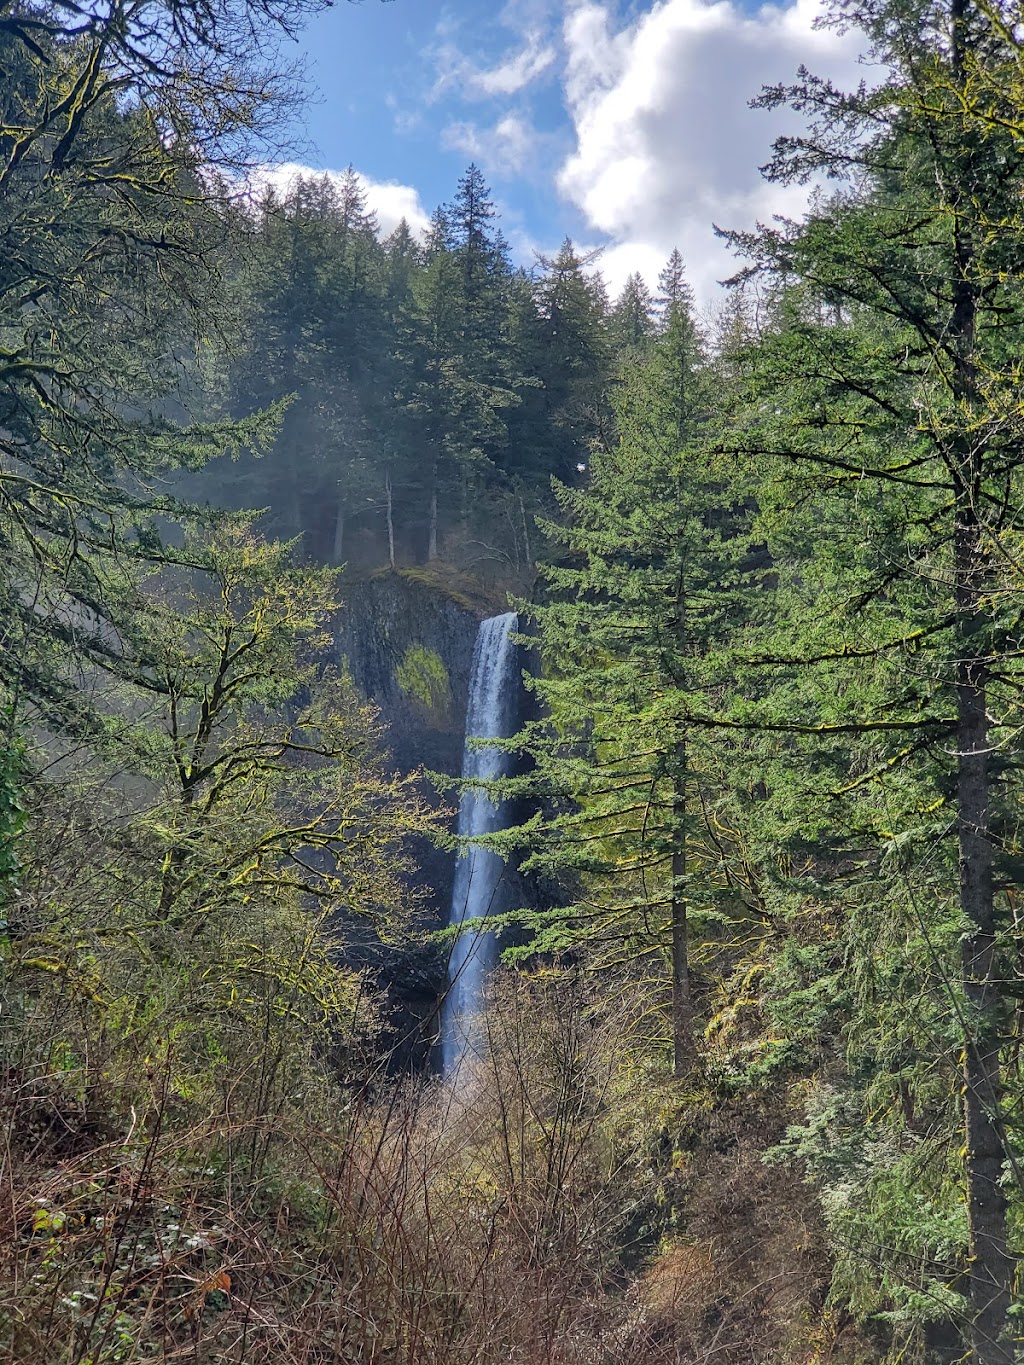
[158, 783, 196, 923]
[428, 484, 438, 562]
[385, 471, 396, 569]
[671, 775, 692, 1077]
[670, 527, 692, 1077]
[924, 1317, 964, 1365]
[955, 506, 1012, 1365]
[332, 497, 345, 565]
[948, 4, 1013, 1354]
[520, 496, 532, 568]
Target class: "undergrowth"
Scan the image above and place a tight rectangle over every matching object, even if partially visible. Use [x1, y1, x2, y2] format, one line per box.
[0, 959, 872, 1365]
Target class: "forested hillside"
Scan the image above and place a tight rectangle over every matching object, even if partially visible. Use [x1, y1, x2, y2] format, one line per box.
[3, 0, 1024, 1362]
[195, 163, 659, 581]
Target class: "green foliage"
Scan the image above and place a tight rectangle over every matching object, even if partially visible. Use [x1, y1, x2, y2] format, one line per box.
[0, 731, 26, 907]
[396, 645, 452, 717]
[510, 264, 764, 1075]
[197, 175, 623, 580]
[0, 0, 297, 818]
[3, 520, 434, 1125]
[510, 0, 1024, 1341]
[713, 3, 1024, 1349]
[9, 0, 1024, 1357]
[770, 1089, 969, 1333]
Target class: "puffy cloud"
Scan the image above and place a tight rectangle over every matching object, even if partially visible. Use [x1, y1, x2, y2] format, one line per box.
[359, 175, 432, 239]
[248, 162, 431, 239]
[558, 0, 868, 304]
[593, 240, 670, 302]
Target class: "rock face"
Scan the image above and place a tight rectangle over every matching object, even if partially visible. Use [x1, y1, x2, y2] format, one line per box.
[335, 567, 492, 783]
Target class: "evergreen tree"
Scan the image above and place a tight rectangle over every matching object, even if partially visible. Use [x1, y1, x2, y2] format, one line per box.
[445, 165, 520, 479]
[448, 163, 513, 361]
[715, 0, 1024, 1351]
[197, 171, 624, 575]
[518, 239, 612, 484]
[219, 174, 392, 560]
[393, 171, 521, 560]
[383, 219, 422, 313]
[423, 204, 454, 261]
[0, 15, 282, 754]
[515, 266, 748, 1074]
[609, 273, 656, 355]
[655, 248, 691, 329]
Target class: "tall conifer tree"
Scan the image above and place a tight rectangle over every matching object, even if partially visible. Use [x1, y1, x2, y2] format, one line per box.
[516, 268, 753, 1075]
[718, 0, 1024, 1351]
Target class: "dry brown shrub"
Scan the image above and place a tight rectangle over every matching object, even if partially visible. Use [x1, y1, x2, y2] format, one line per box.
[640, 1241, 720, 1330]
[0, 956, 873, 1365]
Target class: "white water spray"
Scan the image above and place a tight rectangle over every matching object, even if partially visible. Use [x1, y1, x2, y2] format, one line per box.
[440, 612, 520, 1080]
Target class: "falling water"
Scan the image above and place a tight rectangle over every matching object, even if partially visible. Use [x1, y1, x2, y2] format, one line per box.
[440, 611, 520, 1080]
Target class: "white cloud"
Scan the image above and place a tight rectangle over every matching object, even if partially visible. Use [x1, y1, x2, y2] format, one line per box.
[431, 29, 557, 103]
[443, 113, 539, 175]
[558, 0, 869, 305]
[593, 240, 668, 302]
[360, 175, 432, 239]
[472, 32, 557, 95]
[248, 162, 431, 239]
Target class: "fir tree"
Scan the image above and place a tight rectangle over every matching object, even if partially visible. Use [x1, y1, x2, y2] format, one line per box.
[526, 239, 612, 483]
[655, 248, 692, 329]
[609, 273, 656, 355]
[516, 263, 748, 1074]
[0, 16, 283, 759]
[716, 0, 1024, 1350]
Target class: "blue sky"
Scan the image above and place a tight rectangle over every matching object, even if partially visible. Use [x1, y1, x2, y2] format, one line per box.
[272, 0, 865, 307]
[289, 2, 576, 236]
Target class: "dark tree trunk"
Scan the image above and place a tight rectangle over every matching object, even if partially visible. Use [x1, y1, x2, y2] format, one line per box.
[332, 498, 345, 565]
[423, 455, 439, 561]
[671, 781, 692, 1078]
[955, 507, 1012, 1365]
[428, 487, 438, 561]
[924, 1317, 964, 1365]
[670, 537, 692, 1077]
[385, 471, 395, 569]
[950, 2, 1021, 1354]
[520, 496, 532, 568]
[948, 4, 1013, 1350]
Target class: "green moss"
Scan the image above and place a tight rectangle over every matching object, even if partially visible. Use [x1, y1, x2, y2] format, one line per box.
[358, 560, 508, 614]
[395, 562, 486, 611]
[395, 644, 452, 717]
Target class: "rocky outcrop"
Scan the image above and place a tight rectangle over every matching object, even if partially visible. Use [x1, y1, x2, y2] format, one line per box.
[335, 565, 501, 779]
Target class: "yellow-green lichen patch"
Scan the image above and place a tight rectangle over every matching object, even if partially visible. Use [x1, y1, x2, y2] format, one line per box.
[395, 644, 452, 718]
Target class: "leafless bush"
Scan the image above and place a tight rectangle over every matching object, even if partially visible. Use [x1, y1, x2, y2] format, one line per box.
[0, 930, 865, 1365]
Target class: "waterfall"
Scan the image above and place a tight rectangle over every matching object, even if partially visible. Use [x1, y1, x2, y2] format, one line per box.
[440, 611, 520, 1080]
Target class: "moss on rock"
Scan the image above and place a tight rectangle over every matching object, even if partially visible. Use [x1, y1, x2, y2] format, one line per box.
[395, 644, 452, 719]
